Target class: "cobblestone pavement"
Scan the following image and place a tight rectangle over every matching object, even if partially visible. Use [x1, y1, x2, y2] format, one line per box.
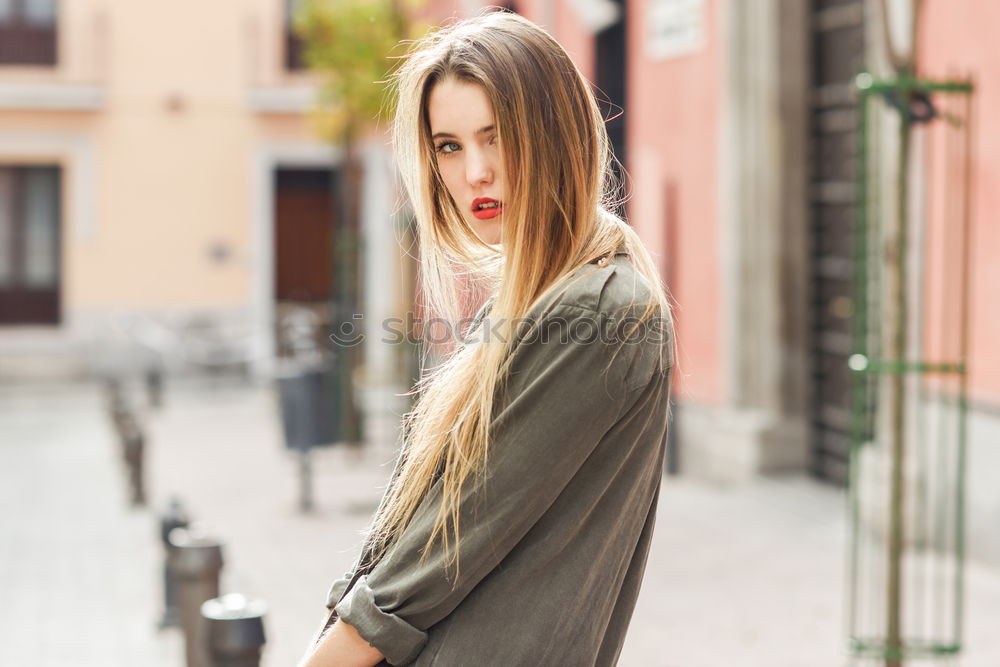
[2, 378, 1000, 667]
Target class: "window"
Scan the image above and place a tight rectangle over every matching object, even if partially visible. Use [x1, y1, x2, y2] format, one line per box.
[284, 0, 307, 71]
[0, 0, 58, 66]
[0, 166, 62, 325]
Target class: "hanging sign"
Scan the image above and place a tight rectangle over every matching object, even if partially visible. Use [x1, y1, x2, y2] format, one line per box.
[646, 0, 705, 61]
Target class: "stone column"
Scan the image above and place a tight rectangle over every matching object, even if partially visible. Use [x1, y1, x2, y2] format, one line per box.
[681, 0, 811, 482]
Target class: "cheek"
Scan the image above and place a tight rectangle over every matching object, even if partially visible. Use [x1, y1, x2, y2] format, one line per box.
[495, 155, 507, 189]
[438, 162, 464, 201]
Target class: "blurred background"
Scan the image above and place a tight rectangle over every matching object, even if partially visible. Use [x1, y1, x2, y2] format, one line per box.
[1, 0, 999, 665]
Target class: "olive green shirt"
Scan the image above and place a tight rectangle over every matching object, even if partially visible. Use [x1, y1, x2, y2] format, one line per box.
[322, 249, 675, 666]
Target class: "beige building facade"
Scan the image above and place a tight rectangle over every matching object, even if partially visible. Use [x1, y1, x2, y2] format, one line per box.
[0, 0, 408, 387]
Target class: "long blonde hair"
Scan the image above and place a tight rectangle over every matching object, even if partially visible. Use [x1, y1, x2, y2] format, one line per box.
[364, 9, 675, 582]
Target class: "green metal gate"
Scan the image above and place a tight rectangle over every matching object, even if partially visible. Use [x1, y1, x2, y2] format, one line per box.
[847, 69, 975, 664]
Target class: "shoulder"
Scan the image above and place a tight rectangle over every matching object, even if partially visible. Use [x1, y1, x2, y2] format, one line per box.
[528, 256, 649, 317]
[519, 258, 674, 393]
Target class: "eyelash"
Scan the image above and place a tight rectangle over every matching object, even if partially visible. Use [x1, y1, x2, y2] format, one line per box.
[435, 141, 459, 155]
[434, 135, 498, 155]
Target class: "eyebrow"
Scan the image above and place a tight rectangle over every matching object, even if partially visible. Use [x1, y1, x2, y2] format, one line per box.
[431, 125, 496, 140]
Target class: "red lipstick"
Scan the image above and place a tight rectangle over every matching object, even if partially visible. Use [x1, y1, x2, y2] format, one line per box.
[471, 197, 503, 220]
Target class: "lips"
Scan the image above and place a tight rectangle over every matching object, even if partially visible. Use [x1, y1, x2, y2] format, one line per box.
[471, 197, 503, 221]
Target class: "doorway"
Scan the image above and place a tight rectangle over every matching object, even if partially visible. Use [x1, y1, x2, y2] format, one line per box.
[594, 0, 627, 220]
[806, 0, 866, 485]
[273, 167, 338, 358]
[0, 165, 62, 325]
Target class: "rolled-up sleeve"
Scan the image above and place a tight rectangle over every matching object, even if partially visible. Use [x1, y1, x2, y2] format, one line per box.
[325, 572, 355, 609]
[333, 302, 664, 665]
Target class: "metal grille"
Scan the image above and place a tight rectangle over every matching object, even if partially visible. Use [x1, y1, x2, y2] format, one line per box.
[807, 0, 865, 485]
[0, 0, 58, 66]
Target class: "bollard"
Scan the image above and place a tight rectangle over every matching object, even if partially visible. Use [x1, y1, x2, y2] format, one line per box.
[109, 389, 131, 440]
[298, 448, 314, 514]
[157, 497, 190, 629]
[103, 374, 136, 436]
[146, 365, 164, 410]
[201, 594, 267, 667]
[103, 375, 123, 412]
[120, 414, 146, 506]
[113, 407, 130, 460]
[170, 527, 225, 667]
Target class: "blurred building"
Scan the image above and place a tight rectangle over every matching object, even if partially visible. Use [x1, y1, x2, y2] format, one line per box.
[0, 0, 409, 391]
[3, 0, 998, 564]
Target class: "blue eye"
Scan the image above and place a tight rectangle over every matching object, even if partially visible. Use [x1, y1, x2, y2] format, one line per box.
[435, 141, 459, 155]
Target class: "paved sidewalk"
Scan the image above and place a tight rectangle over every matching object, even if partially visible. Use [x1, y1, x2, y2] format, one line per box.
[0, 382, 180, 667]
[2, 378, 1000, 666]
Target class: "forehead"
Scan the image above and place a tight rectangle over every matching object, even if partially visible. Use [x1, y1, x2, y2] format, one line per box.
[427, 79, 495, 133]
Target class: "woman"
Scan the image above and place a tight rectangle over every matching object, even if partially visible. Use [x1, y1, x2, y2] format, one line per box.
[299, 9, 676, 667]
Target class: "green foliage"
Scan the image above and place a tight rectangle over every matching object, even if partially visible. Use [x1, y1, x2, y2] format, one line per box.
[293, 0, 430, 142]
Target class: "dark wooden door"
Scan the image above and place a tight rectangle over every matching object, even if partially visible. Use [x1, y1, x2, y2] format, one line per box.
[274, 168, 336, 303]
[595, 0, 627, 220]
[0, 165, 62, 325]
[273, 167, 338, 359]
[807, 0, 866, 485]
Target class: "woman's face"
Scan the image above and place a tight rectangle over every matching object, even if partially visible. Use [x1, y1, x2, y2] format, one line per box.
[427, 78, 505, 246]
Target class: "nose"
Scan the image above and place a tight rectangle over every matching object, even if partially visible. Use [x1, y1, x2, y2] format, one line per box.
[465, 147, 494, 187]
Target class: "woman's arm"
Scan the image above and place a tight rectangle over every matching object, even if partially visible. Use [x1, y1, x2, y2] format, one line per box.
[298, 615, 385, 667]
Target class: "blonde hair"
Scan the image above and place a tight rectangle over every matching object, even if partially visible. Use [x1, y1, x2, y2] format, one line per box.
[364, 8, 676, 582]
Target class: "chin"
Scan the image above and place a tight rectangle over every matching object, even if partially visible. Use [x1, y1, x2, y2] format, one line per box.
[471, 221, 502, 247]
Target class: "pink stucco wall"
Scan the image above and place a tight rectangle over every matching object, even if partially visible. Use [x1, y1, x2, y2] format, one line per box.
[549, 0, 596, 81]
[627, 0, 722, 405]
[418, 1, 595, 82]
[919, 1, 1000, 405]
[470, 1, 595, 80]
